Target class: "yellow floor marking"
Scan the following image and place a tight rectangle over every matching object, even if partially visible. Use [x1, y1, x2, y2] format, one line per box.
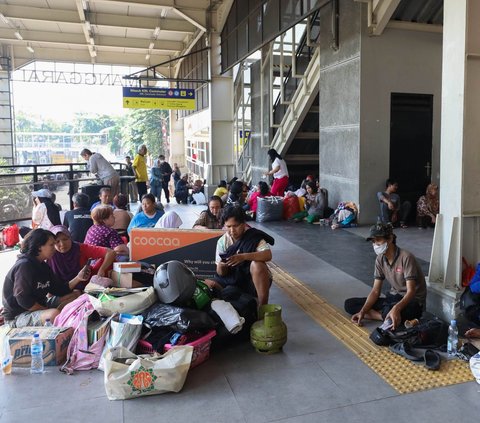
[269, 262, 474, 394]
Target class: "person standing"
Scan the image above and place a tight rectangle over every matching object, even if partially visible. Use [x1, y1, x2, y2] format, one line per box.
[172, 162, 181, 195]
[125, 155, 138, 202]
[133, 144, 148, 200]
[264, 148, 289, 197]
[158, 155, 173, 203]
[80, 149, 120, 198]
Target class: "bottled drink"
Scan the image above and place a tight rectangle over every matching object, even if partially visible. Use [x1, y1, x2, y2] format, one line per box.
[1, 335, 12, 376]
[30, 333, 44, 374]
[447, 319, 458, 357]
[44, 319, 53, 327]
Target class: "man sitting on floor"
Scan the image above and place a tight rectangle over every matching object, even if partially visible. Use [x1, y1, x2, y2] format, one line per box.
[344, 223, 426, 331]
[204, 206, 274, 305]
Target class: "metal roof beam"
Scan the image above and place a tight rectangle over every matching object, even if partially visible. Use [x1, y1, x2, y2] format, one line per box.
[90, 0, 210, 12]
[0, 5, 196, 34]
[369, 0, 401, 36]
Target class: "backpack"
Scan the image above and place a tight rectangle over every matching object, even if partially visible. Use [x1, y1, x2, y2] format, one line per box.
[370, 318, 448, 349]
[54, 293, 111, 374]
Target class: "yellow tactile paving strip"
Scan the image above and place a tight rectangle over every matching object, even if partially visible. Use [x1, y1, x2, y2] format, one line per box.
[269, 262, 474, 394]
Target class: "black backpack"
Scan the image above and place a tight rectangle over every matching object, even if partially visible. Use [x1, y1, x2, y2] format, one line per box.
[370, 318, 448, 349]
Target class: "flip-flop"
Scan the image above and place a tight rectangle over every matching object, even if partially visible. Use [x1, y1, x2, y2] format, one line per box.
[389, 342, 423, 361]
[424, 349, 441, 370]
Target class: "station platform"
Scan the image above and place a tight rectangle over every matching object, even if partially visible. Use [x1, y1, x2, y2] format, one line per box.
[1, 203, 479, 423]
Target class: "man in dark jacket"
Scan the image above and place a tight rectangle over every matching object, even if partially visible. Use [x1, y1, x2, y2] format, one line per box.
[63, 193, 93, 242]
[204, 206, 274, 305]
[158, 155, 173, 203]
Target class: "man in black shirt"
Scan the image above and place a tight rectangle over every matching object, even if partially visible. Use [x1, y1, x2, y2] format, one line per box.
[158, 155, 173, 203]
[63, 193, 93, 242]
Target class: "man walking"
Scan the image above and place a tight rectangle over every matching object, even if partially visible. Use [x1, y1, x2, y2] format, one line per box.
[80, 149, 120, 198]
[125, 156, 138, 202]
[133, 144, 148, 200]
[158, 155, 173, 203]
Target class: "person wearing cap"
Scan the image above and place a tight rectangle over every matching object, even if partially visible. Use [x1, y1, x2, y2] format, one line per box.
[344, 223, 426, 331]
[80, 148, 120, 198]
[2, 229, 88, 327]
[47, 225, 116, 291]
[19, 189, 62, 238]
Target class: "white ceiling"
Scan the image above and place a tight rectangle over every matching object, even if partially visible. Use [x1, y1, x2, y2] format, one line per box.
[0, 0, 230, 77]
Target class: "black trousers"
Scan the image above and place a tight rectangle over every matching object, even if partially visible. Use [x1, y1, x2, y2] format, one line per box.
[344, 293, 423, 321]
[161, 180, 170, 203]
[136, 182, 147, 200]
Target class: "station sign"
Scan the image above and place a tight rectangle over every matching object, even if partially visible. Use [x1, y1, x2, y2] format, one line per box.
[122, 87, 195, 110]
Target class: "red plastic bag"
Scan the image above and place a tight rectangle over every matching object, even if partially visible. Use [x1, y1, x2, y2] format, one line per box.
[283, 196, 300, 220]
[3, 224, 19, 247]
[462, 257, 475, 287]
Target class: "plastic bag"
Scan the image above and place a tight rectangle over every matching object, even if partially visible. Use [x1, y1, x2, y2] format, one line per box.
[142, 303, 216, 333]
[256, 196, 284, 223]
[103, 346, 193, 400]
[3, 224, 19, 247]
[99, 314, 143, 371]
[282, 195, 300, 220]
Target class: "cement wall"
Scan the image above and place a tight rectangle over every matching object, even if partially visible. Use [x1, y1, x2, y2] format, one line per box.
[359, 17, 443, 223]
[319, 0, 362, 209]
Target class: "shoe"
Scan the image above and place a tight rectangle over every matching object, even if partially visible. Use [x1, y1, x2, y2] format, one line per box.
[389, 342, 423, 361]
[424, 349, 441, 370]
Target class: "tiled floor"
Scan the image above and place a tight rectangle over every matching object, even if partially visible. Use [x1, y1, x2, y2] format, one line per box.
[2, 206, 479, 423]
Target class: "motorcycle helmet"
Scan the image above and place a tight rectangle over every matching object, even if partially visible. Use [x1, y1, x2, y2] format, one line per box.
[153, 260, 196, 304]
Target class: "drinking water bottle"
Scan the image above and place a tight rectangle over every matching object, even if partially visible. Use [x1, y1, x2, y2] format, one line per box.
[30, 333, 44, 374]
[447, 319, 458, 357]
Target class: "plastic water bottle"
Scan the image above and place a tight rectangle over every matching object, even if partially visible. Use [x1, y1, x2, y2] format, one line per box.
[44, 319, 53, 327]
[30, 333, 44, 374]
[447, 319, 458, 357]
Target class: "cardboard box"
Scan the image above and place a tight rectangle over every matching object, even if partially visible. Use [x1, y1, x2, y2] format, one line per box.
[8, 327, 73, 367]
[110, 270, 133, 288]
[130, 228, 223, 279]
[113, 262, 141, 273]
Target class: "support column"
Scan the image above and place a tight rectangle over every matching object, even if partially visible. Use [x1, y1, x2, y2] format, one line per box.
[0, 54, 14, 165]
[207, 32, 235, 195]
[169, 110, 185, 171]
[428, 0, 480, 320]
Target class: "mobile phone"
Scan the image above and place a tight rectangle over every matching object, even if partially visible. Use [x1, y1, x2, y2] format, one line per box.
[83, 258, 93, 277]
[219, 253, 228, 262]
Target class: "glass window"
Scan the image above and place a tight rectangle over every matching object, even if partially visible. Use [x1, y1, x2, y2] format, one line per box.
[263, 0, 280, 40]
[248, 8, 262, 52]
[237, 19, 248, 59]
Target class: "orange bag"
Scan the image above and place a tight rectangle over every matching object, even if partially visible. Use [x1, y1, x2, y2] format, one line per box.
[3, 224, 19, 247]
[462, 257, 475, 287]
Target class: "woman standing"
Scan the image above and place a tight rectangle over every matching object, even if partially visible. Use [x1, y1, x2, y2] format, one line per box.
[264, 148, 289, 196]
[149, 160, 163, 202]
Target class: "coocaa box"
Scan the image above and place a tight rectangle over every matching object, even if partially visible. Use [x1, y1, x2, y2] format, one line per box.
[8, 327, 73, 367]
[130, 228, 223, 279]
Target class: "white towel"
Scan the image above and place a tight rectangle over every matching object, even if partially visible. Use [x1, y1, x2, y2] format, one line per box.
[211, 300, 245, 334]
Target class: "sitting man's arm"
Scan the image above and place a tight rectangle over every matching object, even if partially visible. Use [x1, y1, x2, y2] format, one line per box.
[384, 279, 417, 330]
[351, 278, 383, 326]
[225, 249, 272, 267]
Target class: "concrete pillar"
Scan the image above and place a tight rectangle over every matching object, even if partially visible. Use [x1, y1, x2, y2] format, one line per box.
[428, 0, 480, 320]
[169, 110, 185, 171]
[0, 54, 14, 165]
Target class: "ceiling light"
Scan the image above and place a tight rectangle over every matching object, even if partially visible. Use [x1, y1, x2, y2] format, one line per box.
[145, 53, 150, 60]
[148, 41, 154, 50]
[26, 44, 34, 53]
[14, 31, 23, 40]
[153, 26, 160, 38]
[160, 9, 167, 18]
[0, 13, 10, 25]
[89, 37, 95, 45]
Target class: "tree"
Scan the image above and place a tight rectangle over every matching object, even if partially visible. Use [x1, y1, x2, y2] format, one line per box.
[121, 109, 169, 159]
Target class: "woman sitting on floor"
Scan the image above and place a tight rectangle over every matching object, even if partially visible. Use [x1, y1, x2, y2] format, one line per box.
[193, 196, 223, 230]
[291, 182, 326, 224]
[112, 193, 133, 233]
[416, 183, 439, 228]
[127, 193, 164, 233]
[2, 229, 87, 327]
[84, 206, 129, 256]
[247, 181, 271, 219]
[47, 225, 116, 291]
[155, 210, 183, 229]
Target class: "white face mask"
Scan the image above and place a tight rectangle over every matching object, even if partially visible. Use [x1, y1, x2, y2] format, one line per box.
[373, 242, 388, 256]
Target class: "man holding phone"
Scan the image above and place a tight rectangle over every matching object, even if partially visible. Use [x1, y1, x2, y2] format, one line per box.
[204, 206, 274, 306]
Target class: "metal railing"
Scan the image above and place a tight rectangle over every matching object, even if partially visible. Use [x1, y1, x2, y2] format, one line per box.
[0, 162, 129, 225]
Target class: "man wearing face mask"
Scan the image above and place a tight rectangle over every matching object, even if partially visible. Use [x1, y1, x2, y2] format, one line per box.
[344, 223, 426, 331]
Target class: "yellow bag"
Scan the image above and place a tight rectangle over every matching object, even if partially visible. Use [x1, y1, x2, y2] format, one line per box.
[298, 196, 306, 211]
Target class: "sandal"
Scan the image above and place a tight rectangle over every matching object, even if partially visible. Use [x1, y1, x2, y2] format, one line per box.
[400, 222, 408, 229]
